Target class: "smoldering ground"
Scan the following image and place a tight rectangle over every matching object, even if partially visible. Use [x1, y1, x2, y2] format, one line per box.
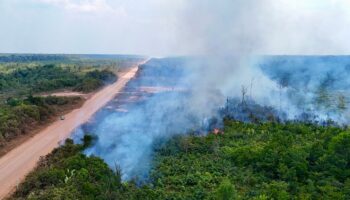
[74, 58, 216, 181]
[74, 0, 350, 181]
[73, 56, 350, 181]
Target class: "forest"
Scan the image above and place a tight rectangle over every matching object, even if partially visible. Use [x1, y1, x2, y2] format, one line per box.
[2, 0, 350, 198]
[9, 119, 350, 199]
[0, 61, 118, 149]
[0, 64, 116, 97]
[0, 95, 83, 146]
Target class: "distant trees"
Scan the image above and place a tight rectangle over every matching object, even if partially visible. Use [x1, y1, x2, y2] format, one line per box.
[0, 65, 117, 95]
[73, 70, 116, 93]
[0, 54, 69, 63]
[315, 87, 348, 114]
[338, 94, 347, 111]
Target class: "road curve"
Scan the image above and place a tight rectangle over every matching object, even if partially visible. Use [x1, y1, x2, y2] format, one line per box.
[0, 61, 144, 199]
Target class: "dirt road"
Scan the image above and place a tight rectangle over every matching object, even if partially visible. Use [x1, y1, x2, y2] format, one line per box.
[0, 62, 144, 199]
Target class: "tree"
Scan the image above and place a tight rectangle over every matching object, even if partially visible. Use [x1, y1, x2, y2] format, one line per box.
[337, 94, 347, 111]
[215, 179, 239, 200]
[250, 77, 255, 100]
[241, 85, 248, 105]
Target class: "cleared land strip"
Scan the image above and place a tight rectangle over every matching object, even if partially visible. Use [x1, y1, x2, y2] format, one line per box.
[0, 63, 142, 199]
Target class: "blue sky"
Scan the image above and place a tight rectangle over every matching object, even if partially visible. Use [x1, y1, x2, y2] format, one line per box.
[0, 0, 350, 56]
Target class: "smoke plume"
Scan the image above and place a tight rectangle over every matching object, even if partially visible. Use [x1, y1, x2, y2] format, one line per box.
[73, 1, 350, 181]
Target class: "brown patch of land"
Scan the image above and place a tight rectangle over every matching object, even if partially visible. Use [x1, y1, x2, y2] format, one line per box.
[39, 91, 91, 99]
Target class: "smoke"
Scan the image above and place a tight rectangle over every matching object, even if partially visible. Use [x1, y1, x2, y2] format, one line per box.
[177, 0, 350, 55]
[74, 59, 218, 180]
[167, 0, 283, 121]
[75, 56, 350, 181]
[174, 0, 350, 122]
[260, 56, 350, 123]
[73, 1, 350, 181]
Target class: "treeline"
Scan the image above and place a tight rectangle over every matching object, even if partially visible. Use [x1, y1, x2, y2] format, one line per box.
[0, 64, 117, 95]
[0, 54, 71, 63]
[0, 96, 82, 145]
[73, 69, 116, 93]
[10, 120, 350, 199]
[0, 54, 144, 63]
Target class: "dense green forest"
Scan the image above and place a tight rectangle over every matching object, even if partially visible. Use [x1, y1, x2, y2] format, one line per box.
[0, 54, 143, 63]
[10, 119, 350, 199]
[0, 54, 144, 72]
[0, 60, 118, 148]
[0, 95, 83, 146]
[0, 54, 71, 63]
[0, 64, 116, 97]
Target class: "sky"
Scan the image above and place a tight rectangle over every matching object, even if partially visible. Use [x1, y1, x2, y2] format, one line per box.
[0, 0, 350, 56]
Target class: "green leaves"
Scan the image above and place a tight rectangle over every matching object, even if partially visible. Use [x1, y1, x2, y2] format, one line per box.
[0, 64, 117, 95]
[148, 121, 349, 199]
[10, 120, 350, 199]
[215, 179, 239, 200]
[0, 96, 82, 142]
[12, 139, 125, 200]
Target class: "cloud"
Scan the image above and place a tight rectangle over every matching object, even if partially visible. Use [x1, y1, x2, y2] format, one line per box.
[2, 0, 350, 55]
[36, 0, 120, 13]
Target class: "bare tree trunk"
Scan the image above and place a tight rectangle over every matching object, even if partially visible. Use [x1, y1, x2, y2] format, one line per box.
[241, 85, 248, 106]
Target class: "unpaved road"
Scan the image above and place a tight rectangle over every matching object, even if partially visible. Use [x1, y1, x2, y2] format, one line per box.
[0, 62, 144, 199]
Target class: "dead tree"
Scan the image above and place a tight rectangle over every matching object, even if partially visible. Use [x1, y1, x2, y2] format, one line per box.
[250, 77, 255, 100]
[338, 94, 347, 111]
[278, 83, 283, 114]
[241, 85, 248, 106]
[226, 97, 229, 114]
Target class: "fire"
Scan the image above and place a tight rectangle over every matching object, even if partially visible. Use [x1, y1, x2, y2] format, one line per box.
[213, 128, 223, 135]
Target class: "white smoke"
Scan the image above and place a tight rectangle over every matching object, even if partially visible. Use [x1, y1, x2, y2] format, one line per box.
[176, 0, 350, 55]
[174, 0, 350, 122]
[74, 0, 350, 181]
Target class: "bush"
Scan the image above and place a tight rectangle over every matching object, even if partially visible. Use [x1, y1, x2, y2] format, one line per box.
[0, 65, 117, 95]
[10, 120, 350, 199]
[215, 179, 239, 200]
[0, 96, 82, 143]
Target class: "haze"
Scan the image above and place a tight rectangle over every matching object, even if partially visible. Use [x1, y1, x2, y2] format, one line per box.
[1, 0, 350, 56]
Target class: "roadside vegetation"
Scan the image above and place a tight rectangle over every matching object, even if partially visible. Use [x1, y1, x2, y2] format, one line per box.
[0, 95, 83, 147]
[9, 136, 144, 200]
[0, 64, 116, 149]
[0, 54, 137, 151]
[10, 119, 350, 199]
[0, 64, 116, 98]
